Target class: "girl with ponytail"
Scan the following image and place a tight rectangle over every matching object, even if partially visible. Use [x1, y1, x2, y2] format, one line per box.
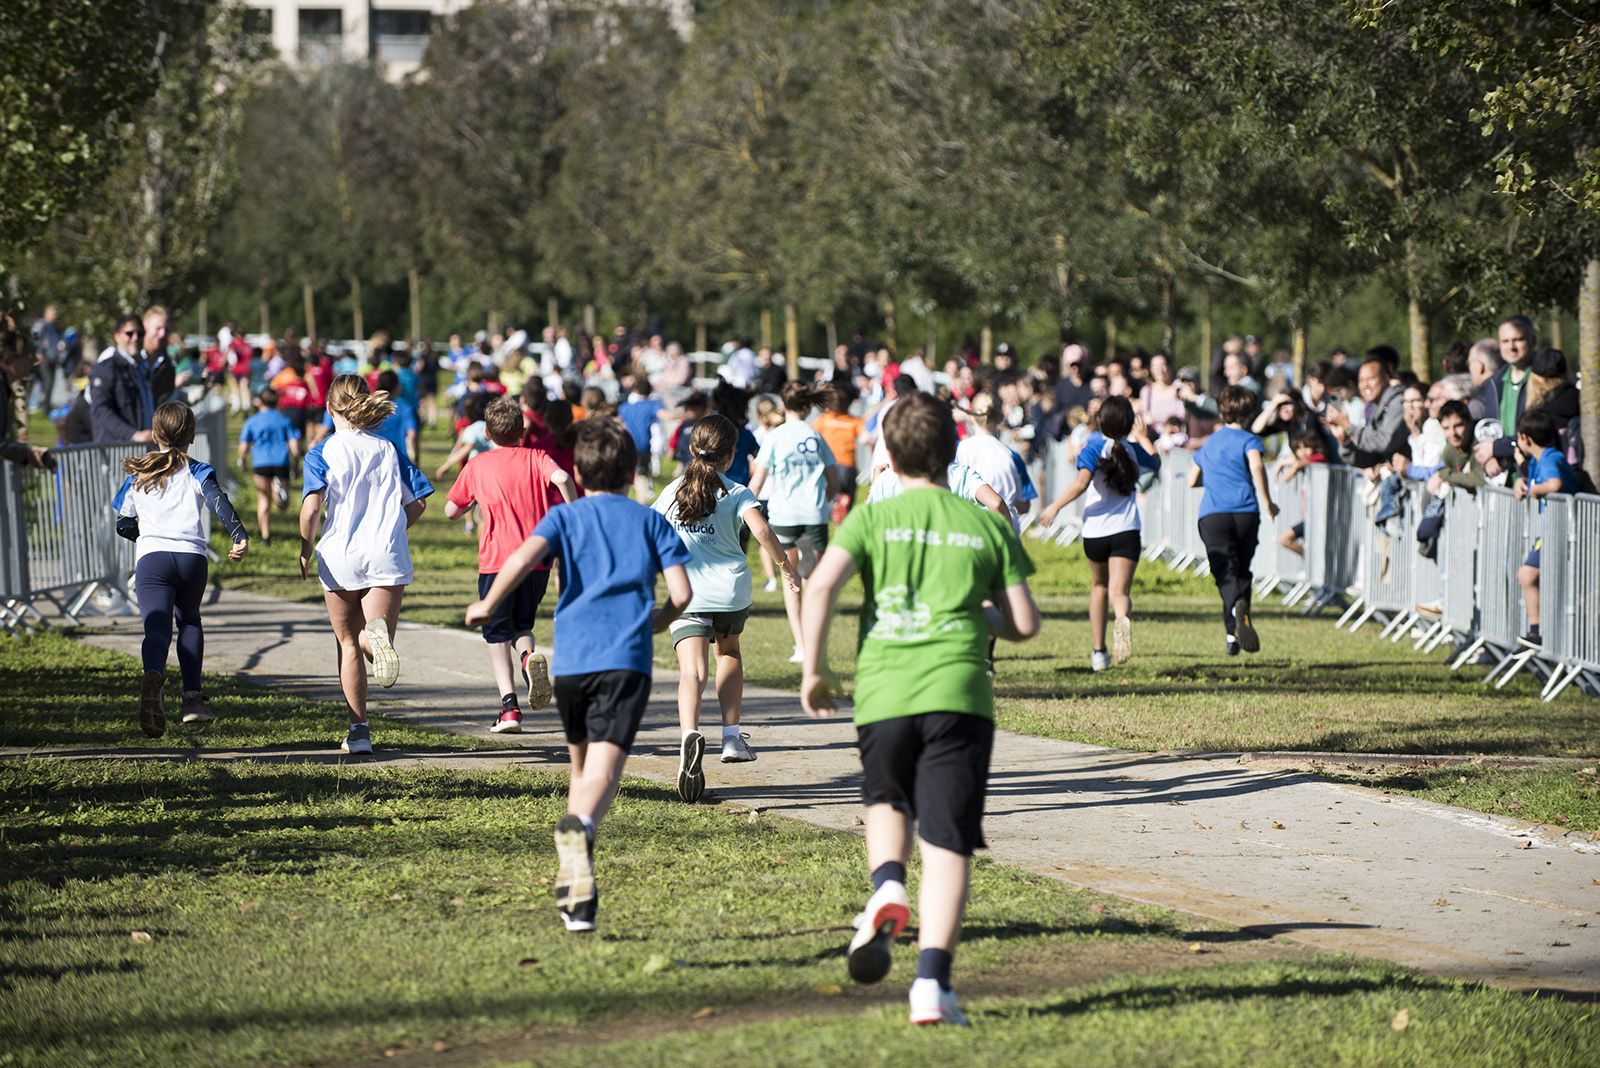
[1038, 394, 1159, 671]
[653, 414, 799, 800]
[113, 401, 250, 738]
[748, 381, 840, 664]
[299, 373, 434, 754]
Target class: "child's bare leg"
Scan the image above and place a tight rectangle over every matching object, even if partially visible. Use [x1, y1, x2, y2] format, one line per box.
[675, 635, 709, 734]
[865, 803, 912, 871]
[324, 591, 368, 722]
[569, 740, 627, 827]
[566, 742, 587, 808]
[1109, 556, 1136, 622]
[782, 547, 805, 651]
[714, 633, 744, 726]
[251, 474, 272, 540]
[487, 641, 515, 699]
[916, 839, 970, 954]
[1088, 558, 1109, 649]
[1519, 564, 1541, 629]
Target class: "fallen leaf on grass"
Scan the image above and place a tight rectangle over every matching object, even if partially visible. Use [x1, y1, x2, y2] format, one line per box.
[746, 810, 761, 823]
[388, 893, 405, 901]
[691, 1006, 716, 1020]
[450, 896, 466, 907]
[518, 958, 539, 967]
[1089, 903, 1107, 914]
[130, 931, 152, 944]
[383, 1050, 398, 1059]
[1271, 821, 1286, 830]
[1186, 943, 1206, 954]
[239, 901, 260, 912]
[641, 954, 674, 975]
[1192, 821, 1212, 831]
[1433, 899, 1451, 907]
[432, 1040, 450, 1053]
[1516, 840, 1533, 850]
[1391, 1009, 1409, 1031]
[815, 983, 843, 996]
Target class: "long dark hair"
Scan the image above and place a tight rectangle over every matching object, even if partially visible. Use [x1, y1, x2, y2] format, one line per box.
[673, 414, 736, 523]
[546, 400, 576, 450]
[1095, 395, 1139, 497]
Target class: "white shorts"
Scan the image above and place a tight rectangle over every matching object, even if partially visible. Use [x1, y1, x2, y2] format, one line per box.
[316, 551, 412, 593]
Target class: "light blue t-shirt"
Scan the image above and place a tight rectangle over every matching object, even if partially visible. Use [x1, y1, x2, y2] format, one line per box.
[1195, 426, 1265, 518]
[654, 474, 761, 613]
[240, 409, 301, 469]
[867, 463, 989, 507]
[757, 419, 837, 525]
[533, 494, 692, 677]
[1529, 446, 1578, 512]
[1076, 431, 1159, 538]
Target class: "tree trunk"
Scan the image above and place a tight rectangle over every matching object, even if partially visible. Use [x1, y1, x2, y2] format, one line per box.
[258, 278, 270, 336]
[1403, 238, 1430, 377]
[302, 280, 316, 338]
[583, 303, 596, 335]
[784, 301, 800, 378]
[1102, 316, 1118, 363]
[349, 276, 364, 341]
[926, 315, 938, 364]
[694, 319, 707, 354]
[824, 317, 837, 358]
[1580, 254, 1600, 488]
[1052, 232, 1071, 336]
[1160, 269, 1176, 353]
[881, 294, 897, 352]
[488, 309, 501, 338]
[197, 296, 209, 338]
[1291, 314, 1309, 387]
[547, 294, 559, 330]
[759, 306, 774, 351]
[1549, 305, 1564, 352]
[408, 267, 422, 342]
[980, 317, 993, 364]
[1200, 286, 1214, 389]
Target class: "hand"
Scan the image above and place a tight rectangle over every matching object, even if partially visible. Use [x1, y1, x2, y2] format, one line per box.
[1130, 413, 1147, 441]
[1266, 501, 1280, 520]
[1039, 503, 1060, 528]
[1513, 478, 1528, 501]
[228, 539, 248, 561]
[298, 538, 312, 580]
[1484, 456, 1504, 478]
[1472, 440, 1495, 465]
[132, 430, 154, 444]
[1391, 454, 1409, 477]
[464, 599, 491, 626]
[27, 446, 53, 470]
[780, 562, 801, 594]
[435, 465, 449, 479]
[1426, 472, 1442, 494]
[801, 669, 838, 718]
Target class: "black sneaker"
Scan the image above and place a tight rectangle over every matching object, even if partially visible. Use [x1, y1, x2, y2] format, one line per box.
[1224, 636, 1241, 657]
[676, 731, 706, 803]
[553, 814, 595, 932]
[1233, 603, 1260, 653]
[139, 670, 166, 738]
[1517, 632, 1542, 649]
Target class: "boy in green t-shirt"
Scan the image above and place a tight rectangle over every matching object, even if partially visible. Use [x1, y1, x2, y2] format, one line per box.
[800, 392, 1040, 1026]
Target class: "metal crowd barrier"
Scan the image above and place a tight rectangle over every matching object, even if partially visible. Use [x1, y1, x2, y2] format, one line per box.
[1, 461, 31, 630]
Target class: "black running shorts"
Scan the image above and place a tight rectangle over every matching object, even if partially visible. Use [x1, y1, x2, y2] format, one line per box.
[1081, 528, 1141, 563]
[554, 669, 652, 750]
[856, 712, 995, 855]
[476, 569, 550, 644]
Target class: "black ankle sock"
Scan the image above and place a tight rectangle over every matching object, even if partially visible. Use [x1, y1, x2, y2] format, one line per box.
[501, 693, 519, 710]
[917, 948, 953, 990]
[870, 861, 906, 890]
[1529, 624, 1541, 637]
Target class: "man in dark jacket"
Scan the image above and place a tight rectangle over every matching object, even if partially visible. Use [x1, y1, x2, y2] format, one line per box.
[1325, 357, 1406, 468]
[88, 313, 155, 443]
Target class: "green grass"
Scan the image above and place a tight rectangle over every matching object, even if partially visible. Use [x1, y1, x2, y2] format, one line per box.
[1329, 763, 1600, 836]
[0, 631, 495, 752]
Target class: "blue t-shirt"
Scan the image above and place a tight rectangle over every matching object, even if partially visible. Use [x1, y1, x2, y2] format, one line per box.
[618, 398, 665, 453]
[1195, 426, 1265, 518]
[394, 367, 420, 411]
[1529, 446, 1578, 511]
[240, 409, 301, 469]
[726, 426, 760, 486]
[533, 494, 692, 677]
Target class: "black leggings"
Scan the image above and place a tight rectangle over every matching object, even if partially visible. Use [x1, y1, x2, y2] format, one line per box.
[1198, 512, 1259, 634]
[136, 551, 208, 691]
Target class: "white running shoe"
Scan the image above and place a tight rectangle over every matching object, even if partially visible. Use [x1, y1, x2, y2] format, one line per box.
[847, 881, 910, 984]
[272, 478, 289, 509]
[909, 978, 968, 1026]
[1112, 616, 1132, 665]
[788, 646, 804, 664]
[720, 732, 755, 763]
[763, 577, 778, 593]
[676, 731, 706, 803]
[1090, 650, 1110, 672]
[341, 722, 373, 755]
[365, 619, 400, 687]
[522, 650, 552, 710]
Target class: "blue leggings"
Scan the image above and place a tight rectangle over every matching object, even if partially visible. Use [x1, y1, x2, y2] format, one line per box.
[136, 551, 208, 691]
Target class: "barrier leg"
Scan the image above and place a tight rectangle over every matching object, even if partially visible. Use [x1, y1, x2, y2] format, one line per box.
[1335, 597, 1365, 629]
[1449, 636, 1488, 671]
[1491, 648, 1541, 689]
[1539, 663, 1580, 702]
[1346, 605, 1381, 633]
[1411, 620, 1444, 651]
[1282, 580, 1313, 608]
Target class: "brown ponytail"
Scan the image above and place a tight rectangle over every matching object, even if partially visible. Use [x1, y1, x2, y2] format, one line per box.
[123, 402, 196, 492]
[672, 414, 736, 523]
[326, 373, 395, 430]
[1095, 395, 1139, 497]
[780, 380, 821, 414]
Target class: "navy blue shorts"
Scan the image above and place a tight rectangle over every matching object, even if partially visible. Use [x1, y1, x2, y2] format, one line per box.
[1524, 538, 1542, 570]
[476, 569, 549, 644]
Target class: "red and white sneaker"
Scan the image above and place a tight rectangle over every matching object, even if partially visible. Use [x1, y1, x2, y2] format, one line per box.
[491, 707, 523, 734]
[847, 880, 910, 984]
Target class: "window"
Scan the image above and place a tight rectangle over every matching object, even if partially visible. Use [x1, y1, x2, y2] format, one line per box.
[298, 8, 343, 63]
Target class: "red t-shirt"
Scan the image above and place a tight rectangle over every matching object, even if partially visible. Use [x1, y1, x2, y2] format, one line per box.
[307, 361, 333, 406]
[446, 446, 565, 573]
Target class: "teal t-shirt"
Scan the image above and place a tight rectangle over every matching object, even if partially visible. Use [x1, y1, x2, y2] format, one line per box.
[833, 487, 1034, 725]
[756, 420, 836, 525]
[866, 462, 989, 506]
[653, 473, 761, 612]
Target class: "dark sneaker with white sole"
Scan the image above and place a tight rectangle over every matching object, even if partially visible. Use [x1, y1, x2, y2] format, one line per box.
[676, 730, 706, 802]
[847, 880, 910, 984]
[1233, 603, 1260, 653]
[341, 722, 373, 755]
[180, 691, 215, 725]
[139, 670, 166, 738]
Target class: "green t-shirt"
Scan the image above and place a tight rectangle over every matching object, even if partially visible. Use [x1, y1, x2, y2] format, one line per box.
[1498, 368, 1526, 435]
[833, 487, 1034, 726]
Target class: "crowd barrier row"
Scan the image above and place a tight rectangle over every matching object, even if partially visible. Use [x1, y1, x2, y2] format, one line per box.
[1, 398, 228, 633]
[1027, 436, 1599, 702]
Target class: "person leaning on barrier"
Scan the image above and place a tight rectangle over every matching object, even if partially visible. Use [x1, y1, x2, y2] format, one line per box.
[88, 313, 156, 444]
[1323, 357, 1406, 470]
[1426, 401, 1486, 496]
[0, 320, 56, 470]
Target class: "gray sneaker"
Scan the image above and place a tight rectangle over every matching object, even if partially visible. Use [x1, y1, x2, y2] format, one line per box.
[720, 732, 756, 763]
[341, 722, 373, 755]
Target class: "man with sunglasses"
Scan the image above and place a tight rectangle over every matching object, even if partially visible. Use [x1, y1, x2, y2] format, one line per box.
[88, 313, 156, 443]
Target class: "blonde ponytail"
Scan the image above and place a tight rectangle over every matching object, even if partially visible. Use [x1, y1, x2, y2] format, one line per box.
[326, 373, 395, 430]
[123, 402, 196, 492]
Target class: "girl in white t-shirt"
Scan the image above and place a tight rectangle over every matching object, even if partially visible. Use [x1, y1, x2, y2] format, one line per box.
[114, 402, 250, 738]
[1038, 396, 1159, 671]
[299, 375, 433, 754]
[955, 394, 1034, 531]
[748, 383, 839, 663]
[654, 416, 798, 802]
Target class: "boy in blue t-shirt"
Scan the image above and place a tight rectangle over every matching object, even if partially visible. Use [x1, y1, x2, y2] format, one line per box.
[466, 417, 691, 933]
[1513, 408, 1579, 649]
[1188, 386, 1278, 656]
[237, 387, 302, 542]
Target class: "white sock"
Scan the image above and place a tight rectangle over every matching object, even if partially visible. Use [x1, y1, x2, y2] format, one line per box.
[579, 814, 596, 840]
[722, 724, 742, 741]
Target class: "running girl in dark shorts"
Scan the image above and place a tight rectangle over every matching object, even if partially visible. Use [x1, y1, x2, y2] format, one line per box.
[799, 391, 1039, 1027]
[1038, 395, 1159, 671]
[237, 387, 302, 543]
